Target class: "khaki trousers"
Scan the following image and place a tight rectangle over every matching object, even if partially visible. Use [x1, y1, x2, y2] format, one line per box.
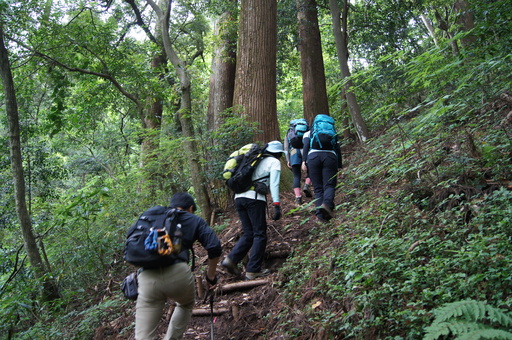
[135, 262, 195, 340]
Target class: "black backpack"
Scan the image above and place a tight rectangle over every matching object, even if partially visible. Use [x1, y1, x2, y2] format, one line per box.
[287, 118, 309, 149]
[124, 205, 182, 269]
[222, 143, 269, 194]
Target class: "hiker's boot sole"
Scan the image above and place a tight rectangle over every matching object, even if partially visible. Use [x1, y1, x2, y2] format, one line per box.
[319, 204, 335, 219]
[245, 269, 271, 280]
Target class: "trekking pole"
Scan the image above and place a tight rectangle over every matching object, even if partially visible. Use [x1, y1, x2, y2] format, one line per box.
[209, 292, 214, 340]
[203, 289, 215, 340]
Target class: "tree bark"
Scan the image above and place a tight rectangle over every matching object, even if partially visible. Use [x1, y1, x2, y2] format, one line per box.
[207, 9, 237, 130]
[207, 7, 237, 212]
[329, 0, 369, 142]
[0, 23, 59, 301]
[453, 0, 476, 48]
[297, 0, 330, 124]
[233, 0, 279, 143]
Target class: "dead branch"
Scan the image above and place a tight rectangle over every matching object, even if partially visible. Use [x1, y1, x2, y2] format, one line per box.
[192, 308, 230, 316]
[218, 279, 268, 293]
[408, 240, 422, 252]
[265, 250, 290, 259]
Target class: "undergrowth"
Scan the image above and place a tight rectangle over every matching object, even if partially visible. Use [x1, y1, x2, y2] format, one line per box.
[274, 97, 512, 339]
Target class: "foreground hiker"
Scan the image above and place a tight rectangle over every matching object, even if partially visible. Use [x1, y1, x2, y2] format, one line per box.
[135, 192, 221, 340]
[222, 141, 284, 280]
[302, 115, 342, 221]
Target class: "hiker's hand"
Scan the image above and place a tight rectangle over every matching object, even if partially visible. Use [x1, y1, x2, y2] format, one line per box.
[301, 162, 307, 172]
[272, 203, 281, 221]
[205, 274, 218, 288]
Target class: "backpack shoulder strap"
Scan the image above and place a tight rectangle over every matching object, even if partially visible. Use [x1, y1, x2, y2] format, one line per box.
[163, 208, 178, 233]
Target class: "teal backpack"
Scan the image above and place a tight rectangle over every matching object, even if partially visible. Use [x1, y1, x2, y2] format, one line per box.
[288, 118, 309, 149]
[310, 114, 337, 150]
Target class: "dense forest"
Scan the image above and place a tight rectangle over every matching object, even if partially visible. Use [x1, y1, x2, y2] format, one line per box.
[1, 0, 511, 339]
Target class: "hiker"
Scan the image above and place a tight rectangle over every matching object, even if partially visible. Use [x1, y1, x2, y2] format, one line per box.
[221, 141, 285, 280]
[301, 115, 342, 221]
[135, 192, 222, 340]
[284, 120, 313, 205]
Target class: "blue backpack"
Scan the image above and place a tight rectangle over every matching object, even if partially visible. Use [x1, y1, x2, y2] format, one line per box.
[310, 114, 337, 150]
[288, 118, 309, 149]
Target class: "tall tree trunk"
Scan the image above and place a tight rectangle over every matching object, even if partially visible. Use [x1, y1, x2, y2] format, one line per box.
[207, 7, 237, 213]
[0, 23, 59, 301]
[233, 0, 279, 143]
[329, 0, 369, 142]
[453, 0, 476, 48]
[207, 9, 236, 130]
[141, 54, 165, 168]
[148, 0, 212, 220]
[296, 0, 330, 124]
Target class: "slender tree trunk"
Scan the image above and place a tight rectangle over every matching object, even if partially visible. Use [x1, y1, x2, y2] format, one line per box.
[434, 9, 460, 55]
[329, 0, 369, 142]
[233, 0, 279, 143]
[148, 0, 212, 219]
[297, 0, 330, 124]
[0, 23, 59, 301]
[421, 14, 439, 47]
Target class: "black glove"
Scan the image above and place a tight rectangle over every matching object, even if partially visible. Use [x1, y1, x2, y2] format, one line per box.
[272, 203, 282, 221]
[205, 274, 218, 286]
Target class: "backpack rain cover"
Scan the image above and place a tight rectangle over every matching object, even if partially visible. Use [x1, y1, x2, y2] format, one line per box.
[310, 114, 337, 150]
[288, 118, 309, 149]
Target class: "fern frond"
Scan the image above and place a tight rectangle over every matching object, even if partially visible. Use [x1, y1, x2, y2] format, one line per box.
[424, 300, 512, 340]
[424, 321, 452, 340]
[487, 306, 512, 327]
[433, 300, 488, 323]
[457, 329, 512, 340]
[424, 321, 487, 340]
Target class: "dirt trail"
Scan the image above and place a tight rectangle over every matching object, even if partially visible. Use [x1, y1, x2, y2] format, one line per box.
[185, 191, 318, 339]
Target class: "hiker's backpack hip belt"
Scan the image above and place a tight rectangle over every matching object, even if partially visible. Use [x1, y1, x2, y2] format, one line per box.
[141, 258, 185, 270]
[308, 149, 336, 155]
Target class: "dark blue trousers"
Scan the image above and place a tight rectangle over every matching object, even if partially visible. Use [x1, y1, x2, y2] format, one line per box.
[229, 198, 267, 273]
[307, 152, 338, 217]
[291, 164, 302, 188]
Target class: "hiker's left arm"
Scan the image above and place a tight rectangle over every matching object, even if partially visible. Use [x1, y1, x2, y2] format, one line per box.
[269, 169, 281, 203]
[335, 140, 342, 169]
[206, 257, 220, 284]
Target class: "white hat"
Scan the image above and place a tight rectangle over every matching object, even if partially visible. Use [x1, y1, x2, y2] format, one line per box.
[266, 141, 285, 154]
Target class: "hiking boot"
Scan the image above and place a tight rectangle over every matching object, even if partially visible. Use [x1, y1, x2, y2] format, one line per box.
[303, 183, 312, 198]
[245, 269, 271, 280]
[319, 203, 335, 219]
[295, 196, 302, 205]
[221, 257, 241, 277]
